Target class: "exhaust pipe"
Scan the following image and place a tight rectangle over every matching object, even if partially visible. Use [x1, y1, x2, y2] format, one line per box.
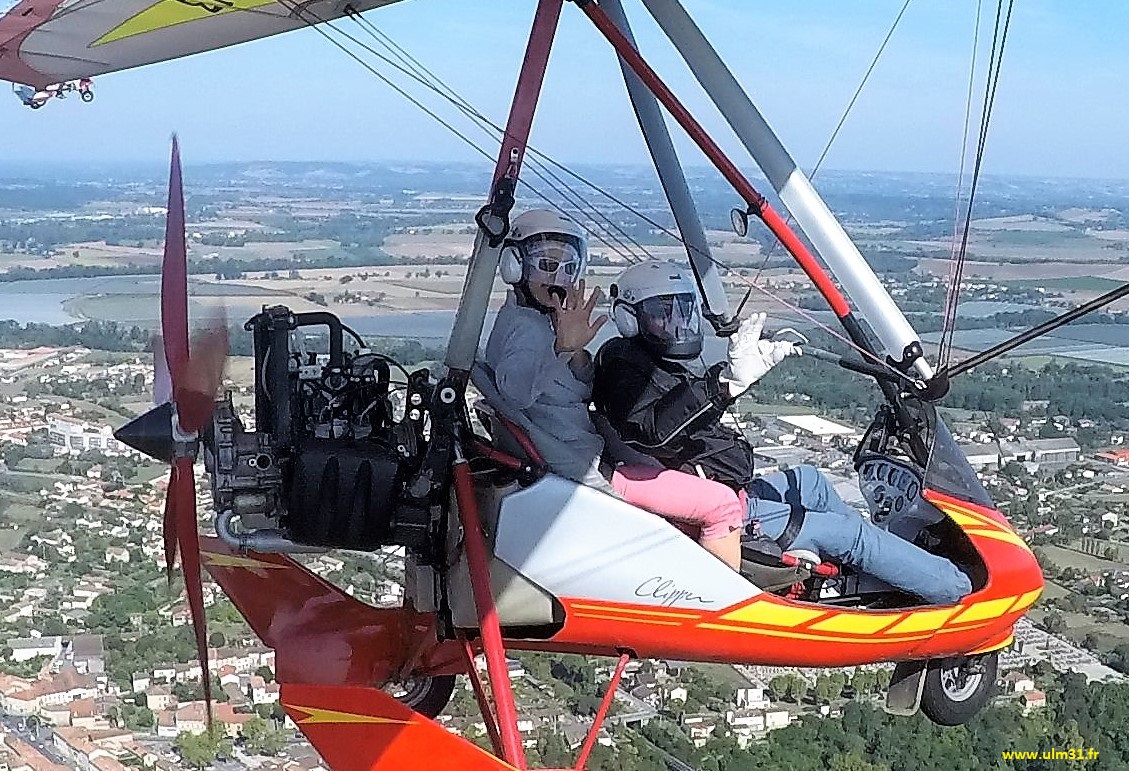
[215, 510, 325, 554]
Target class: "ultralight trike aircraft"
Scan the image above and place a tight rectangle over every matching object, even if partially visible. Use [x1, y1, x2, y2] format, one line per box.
[5, 0, 1103, 768]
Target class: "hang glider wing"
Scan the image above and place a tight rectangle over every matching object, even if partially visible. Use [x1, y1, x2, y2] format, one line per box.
[0, 0, 409, 88]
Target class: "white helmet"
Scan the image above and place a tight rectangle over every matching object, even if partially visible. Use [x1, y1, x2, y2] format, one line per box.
[611, 261, 703, 359]
[499, 209, 588, 296]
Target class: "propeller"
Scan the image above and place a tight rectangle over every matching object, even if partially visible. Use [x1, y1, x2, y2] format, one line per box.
[115, 136, 227, 720]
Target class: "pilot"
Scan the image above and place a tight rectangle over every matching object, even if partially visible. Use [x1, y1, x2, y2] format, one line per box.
[591, 261, 972, 605]
[483, 210, 745, 570]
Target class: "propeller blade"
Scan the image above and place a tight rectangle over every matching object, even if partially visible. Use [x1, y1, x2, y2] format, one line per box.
[152, 334, 173, 406]
[161, 135, 189, 397]
[162, 466, 178, 577]
[173, 456, 213, 719]
[176, 321, 229, 433]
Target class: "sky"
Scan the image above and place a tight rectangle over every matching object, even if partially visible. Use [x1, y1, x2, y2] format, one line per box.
[2, 0, 1129, 178]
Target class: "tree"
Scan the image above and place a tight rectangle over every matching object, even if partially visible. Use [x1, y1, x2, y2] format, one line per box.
[175, 728, 225, 770]
[241, 715, 286, 756]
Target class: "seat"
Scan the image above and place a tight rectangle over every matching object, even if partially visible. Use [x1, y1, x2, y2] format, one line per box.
[740, 537, 839, 595]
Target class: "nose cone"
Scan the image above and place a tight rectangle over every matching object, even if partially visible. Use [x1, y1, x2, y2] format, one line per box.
[113, 402, 175, 463]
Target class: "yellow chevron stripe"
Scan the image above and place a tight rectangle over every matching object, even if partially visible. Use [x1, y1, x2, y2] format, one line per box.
[1011, 588, 1043, 612]
[720, 601, 827, 627]
[288, 705, 412, 726]
[698, 622, 932, 644]
[937, 498, 1017, 534]
[969, 634, 1014, 654]
[808, 613, 904, 635]
[964, 527, 1032, 552]
[884, 607, 959, 635]
[951, 596, 1019, 624]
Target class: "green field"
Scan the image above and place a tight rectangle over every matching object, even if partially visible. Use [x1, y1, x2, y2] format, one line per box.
[1008, 276, 1126, 292]
[1042, 544, 1127, 573]
[14, 458, 61, 474]
[0, 527, 23, 551]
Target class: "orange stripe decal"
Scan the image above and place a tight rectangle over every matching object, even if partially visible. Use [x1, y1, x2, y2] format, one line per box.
[574, 612, 683, 627]
[698, 622, 932, 644]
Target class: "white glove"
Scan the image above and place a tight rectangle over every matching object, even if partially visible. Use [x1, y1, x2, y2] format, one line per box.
[719, 312, 801, 397]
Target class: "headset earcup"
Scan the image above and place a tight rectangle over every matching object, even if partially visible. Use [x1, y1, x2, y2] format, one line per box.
[499, 246, 523, 285]
[613, 303, 639, 337]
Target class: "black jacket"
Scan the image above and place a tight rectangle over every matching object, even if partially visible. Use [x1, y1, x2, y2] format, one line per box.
[592, 337, 756, 489]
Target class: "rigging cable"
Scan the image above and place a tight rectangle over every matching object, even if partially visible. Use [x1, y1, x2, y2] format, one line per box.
[941, 0, 986, 352]
[342, 6, 655, 264]
[751, 0, 915, 285]
[273, 0, 920, 386]
[938, 0, 1017, 368]
[270, 0, 646, 265]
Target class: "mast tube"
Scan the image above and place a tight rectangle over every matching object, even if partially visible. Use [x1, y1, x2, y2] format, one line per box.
[639, 0, 934, 379]
[444, 0, 564, 376]
[601, 0, 730, 325]
[579, 0, 853, 324]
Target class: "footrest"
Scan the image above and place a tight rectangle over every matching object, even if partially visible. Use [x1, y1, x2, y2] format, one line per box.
[884, 660, 927, 716]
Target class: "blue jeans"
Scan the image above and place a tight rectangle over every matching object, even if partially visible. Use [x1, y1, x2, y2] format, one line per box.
[746, 465, 971, 605]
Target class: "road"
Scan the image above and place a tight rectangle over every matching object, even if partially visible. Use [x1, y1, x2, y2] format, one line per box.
[1, 713, 67, 766]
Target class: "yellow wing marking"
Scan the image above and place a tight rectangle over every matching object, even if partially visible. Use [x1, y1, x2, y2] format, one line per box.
[93, 0, 279, 47]
[720, 601, 826, 627]
[201, 552, 288, 571]
[288, 705, 412, 726]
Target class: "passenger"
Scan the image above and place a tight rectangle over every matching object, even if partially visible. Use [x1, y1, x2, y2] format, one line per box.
[483, 210, 744, 570]
[591, 261, 972, 605]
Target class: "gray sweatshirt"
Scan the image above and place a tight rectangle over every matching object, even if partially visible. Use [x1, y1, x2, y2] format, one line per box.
[483, 293, 613, 492]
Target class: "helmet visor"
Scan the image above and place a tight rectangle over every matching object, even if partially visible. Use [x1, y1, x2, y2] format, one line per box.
[638, 293, 701, 347]
[521, 234, 586, 287]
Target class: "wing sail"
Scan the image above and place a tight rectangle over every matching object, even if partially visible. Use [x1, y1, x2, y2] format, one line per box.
[0, 0, 409, 88]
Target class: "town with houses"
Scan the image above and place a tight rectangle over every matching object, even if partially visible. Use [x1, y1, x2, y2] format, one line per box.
[0, 334, 1125, 770]
[0, 161, 1126, 767]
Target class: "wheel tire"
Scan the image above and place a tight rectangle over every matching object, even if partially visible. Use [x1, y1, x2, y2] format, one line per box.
[81, 91, 94, 103]
[387, 674, 456, 718]
[920, 652, 998, 726]
[29, 102, 42, 110]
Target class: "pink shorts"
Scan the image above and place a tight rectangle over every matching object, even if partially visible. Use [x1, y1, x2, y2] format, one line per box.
[610, 465, 745, 541]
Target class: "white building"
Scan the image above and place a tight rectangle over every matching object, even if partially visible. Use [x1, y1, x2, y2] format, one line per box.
[47, 418, 132, 456]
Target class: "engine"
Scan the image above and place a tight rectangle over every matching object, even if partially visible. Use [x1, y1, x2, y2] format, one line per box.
[205, 305, 435, 554]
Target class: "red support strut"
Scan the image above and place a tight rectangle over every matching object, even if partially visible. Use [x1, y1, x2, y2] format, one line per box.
[573, 653, 631, 770]
[579, 1, 852, 320]
[459, 636, 505, 758]
[453, 452, 526, 767]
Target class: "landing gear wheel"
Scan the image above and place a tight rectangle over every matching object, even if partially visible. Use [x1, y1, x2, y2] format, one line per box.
[920, 652, 997, 726]
[385, 674, 456, 718]
[80, 90, 94, 103]
[28, 101, 42, 110]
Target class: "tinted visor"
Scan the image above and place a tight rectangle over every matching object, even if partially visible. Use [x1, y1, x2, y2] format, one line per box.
[639, 293, 701, 347]
[521, 233, 586, 287]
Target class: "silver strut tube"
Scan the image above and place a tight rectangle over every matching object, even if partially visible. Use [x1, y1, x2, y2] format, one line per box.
[640, 0, 934, 379]
[215, 510, 326, 554]
[601, 0, 729, 323]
